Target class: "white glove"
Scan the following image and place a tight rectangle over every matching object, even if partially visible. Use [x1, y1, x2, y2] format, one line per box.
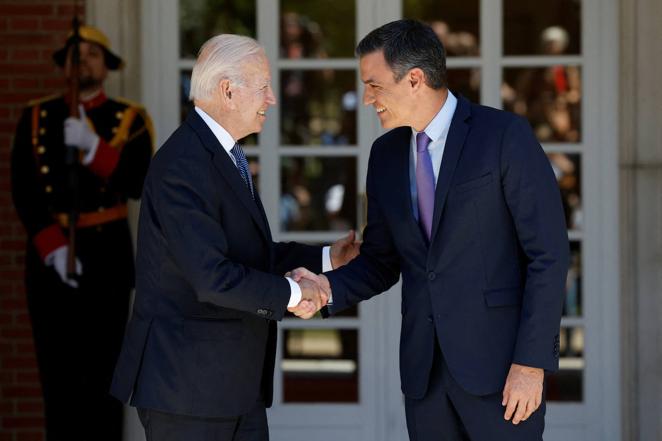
[64, 104, 99, 163]
[45, 245, 83, 288]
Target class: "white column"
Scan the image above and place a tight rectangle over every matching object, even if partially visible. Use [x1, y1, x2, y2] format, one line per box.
[620, 0, 662, 440]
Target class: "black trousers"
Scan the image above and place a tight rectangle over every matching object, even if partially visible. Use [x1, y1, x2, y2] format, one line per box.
[26, 250, 130, 441]
[137, 402, 269, 441]
[405, 345, 545, 441]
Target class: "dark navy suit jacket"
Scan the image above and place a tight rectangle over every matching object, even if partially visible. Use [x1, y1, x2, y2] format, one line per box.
[110, 111, 322, 417]
[326, 96, 569, 398]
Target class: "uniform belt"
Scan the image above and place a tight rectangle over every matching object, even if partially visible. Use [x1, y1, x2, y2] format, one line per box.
[56, 204, 128, 228]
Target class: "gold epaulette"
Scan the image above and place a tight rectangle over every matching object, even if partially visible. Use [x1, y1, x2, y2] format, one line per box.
[27, 93, 62, 107]
[114, 96, 144, 109]
[114, 96, 155, 153]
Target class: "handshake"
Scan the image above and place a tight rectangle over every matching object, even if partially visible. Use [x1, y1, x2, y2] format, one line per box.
[287, 268, 331, 319]
[285, 230, 360, 319]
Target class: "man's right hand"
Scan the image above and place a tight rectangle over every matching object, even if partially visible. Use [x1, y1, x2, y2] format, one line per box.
[287, 267, 333, 319]
[45, 245, 82, 288]
[64, 105, 99, 154]
[288, 272, 329, 319]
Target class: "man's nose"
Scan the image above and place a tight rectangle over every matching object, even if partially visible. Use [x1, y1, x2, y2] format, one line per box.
[266, 86, 276, 106]
[363, 88, 375, 106]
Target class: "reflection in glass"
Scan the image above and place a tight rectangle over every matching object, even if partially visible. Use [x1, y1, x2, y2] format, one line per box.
[180, 0, 256, 58]
[448, 69, 480, 104]
[504, 0, 581, 55]
[564, 241, 582, 317]
[280, 0, 355, 58]
[280, 157, 357, 232]
[281, 70, 357, 146]
[546, 326, 583, 401]
[547, 153, 582, 230]
[282, 329, 358, 402]
[503, 67, 582, 142]
[180, 70, 258, 145]
[180, 70, 195, 123]
[403, 0, 480, 56]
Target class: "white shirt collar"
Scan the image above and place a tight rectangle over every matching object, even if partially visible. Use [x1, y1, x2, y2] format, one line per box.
[411, 90, 457, 146]
[194, 106, 236, 154]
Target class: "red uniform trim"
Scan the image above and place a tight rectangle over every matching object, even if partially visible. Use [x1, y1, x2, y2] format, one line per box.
[65, 90, 108, 111]
[88, 139, 120, 178]
[33, 224, 67, 261]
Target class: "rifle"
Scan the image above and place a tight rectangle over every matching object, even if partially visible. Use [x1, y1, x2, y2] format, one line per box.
[65, 3, 80, 279]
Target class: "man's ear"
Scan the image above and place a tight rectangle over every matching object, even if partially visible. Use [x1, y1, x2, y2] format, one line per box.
[219, 79, 234, 107]
[409, 68, 425, 91]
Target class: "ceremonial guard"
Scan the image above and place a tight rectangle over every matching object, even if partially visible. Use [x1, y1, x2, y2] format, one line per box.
[10, 24, 153, 440]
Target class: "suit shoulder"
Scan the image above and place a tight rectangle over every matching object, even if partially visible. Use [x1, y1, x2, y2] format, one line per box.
[153, 123, 205, 165]
[371, 126, 410, 156]
[112, 96, 147, 111]
[26, 93, 64, 108]
[375, 126, 410, 145]
[471, 102, 522, 123]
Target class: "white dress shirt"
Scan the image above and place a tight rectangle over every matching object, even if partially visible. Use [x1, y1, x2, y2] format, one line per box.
[409, 91, 458, 220]
[195, 107, 332, 307]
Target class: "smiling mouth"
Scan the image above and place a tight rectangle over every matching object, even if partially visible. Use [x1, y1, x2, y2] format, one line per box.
[257, 110, 266, 116]
[376, 107, 386, 114]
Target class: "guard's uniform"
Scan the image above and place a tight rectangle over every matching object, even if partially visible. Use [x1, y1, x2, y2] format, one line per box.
[11, 91, 153, 440]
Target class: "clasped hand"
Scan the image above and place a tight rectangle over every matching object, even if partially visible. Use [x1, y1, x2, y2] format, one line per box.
[286, 230, 358, 319]
[286, 268, 331, 319]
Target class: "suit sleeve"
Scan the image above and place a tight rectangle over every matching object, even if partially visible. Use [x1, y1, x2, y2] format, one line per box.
[11, 107, 67, 260]
[324, 143, 401, 314]
[500, 116, 570, 372]
[154, 158, 292, 321]
[90, 107, 154, 200]
[271, 241, 323, 276]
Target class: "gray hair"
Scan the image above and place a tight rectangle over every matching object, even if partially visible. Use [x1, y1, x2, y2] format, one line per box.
[189, 34, 264, 101]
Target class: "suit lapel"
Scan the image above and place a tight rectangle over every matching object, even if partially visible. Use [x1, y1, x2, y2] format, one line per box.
[429, 96, 471, 243]
[185, 111, 271, 242]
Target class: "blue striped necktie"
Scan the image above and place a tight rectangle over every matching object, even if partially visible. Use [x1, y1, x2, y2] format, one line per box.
[230, 143, 254, 198]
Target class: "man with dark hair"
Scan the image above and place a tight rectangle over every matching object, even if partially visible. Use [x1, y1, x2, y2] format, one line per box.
[291, 19, 569, 441]
[10, 25, 154, 440]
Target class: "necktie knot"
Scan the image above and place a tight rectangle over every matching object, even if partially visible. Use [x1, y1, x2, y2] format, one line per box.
[416, 131, 432, 153]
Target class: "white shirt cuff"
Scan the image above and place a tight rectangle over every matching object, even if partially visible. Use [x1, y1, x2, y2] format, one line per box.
[322, 246, 333, 272]
[44, 245, 65, 266]
[81, 137, 100, 165]
[322, 246, 335, 305]
[286, 276, 302, 307]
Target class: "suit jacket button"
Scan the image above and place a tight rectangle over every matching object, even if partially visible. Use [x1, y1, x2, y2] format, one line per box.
[427, 271, 436, 281]
[427, 316, 433, 323]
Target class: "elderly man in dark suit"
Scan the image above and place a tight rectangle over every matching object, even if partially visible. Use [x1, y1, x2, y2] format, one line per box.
[110, 34, 358, 441]
[291, 20, 569, 441]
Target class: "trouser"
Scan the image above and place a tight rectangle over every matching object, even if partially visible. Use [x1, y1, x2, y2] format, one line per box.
[137, 401, 269, 441]
[26, 252, 130, 441]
